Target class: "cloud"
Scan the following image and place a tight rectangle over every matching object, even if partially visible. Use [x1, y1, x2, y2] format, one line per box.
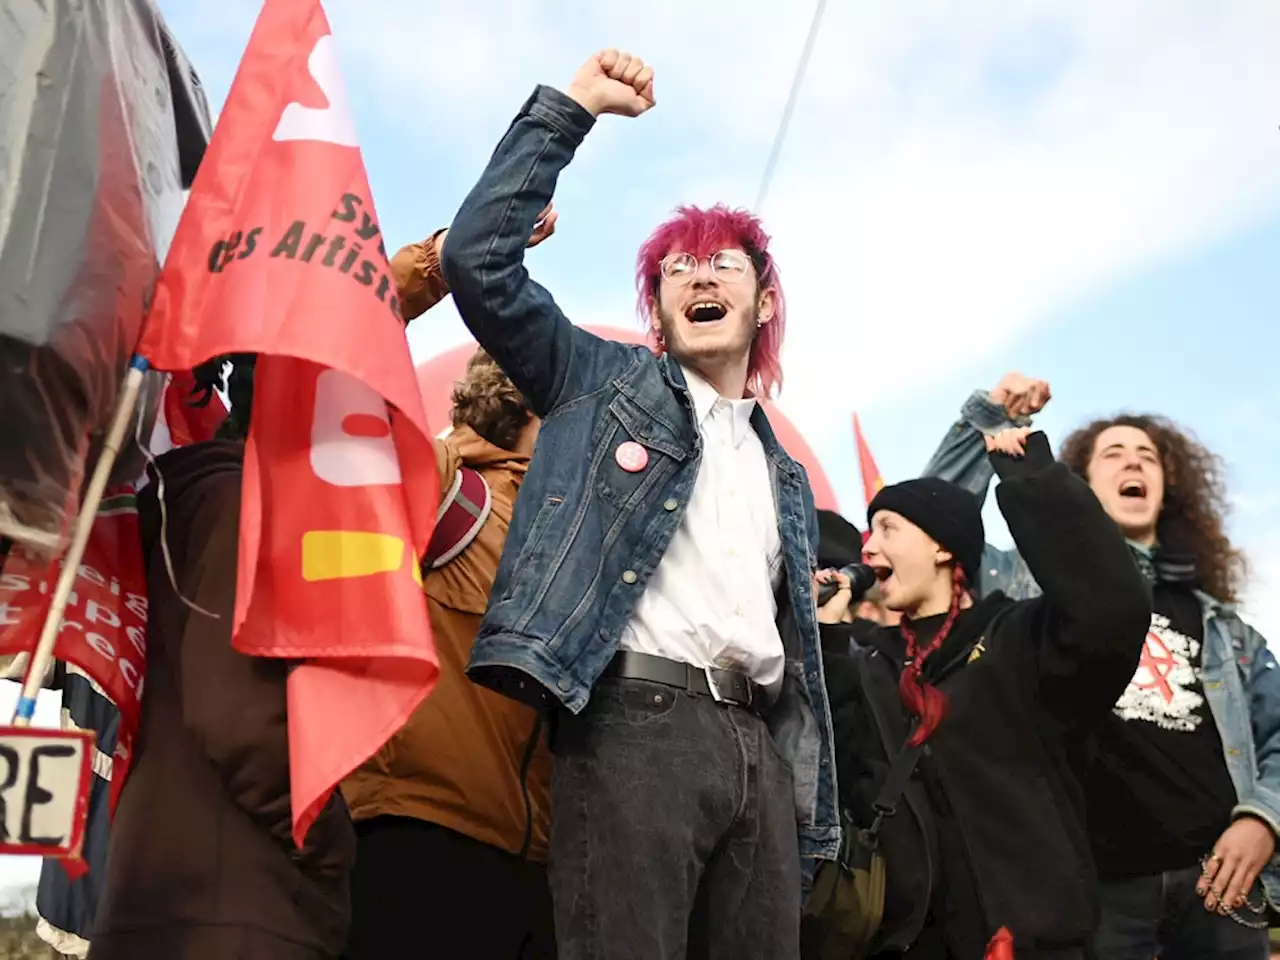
[297, 0, 1280, 460]
[162, 0, 1280, 515]
[753, 1, 1280, 429]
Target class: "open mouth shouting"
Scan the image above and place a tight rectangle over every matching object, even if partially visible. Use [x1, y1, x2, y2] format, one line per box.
[684, 299, 728, 323]
[1118, 479, 1147, 501]
[868, 563, 894, 594]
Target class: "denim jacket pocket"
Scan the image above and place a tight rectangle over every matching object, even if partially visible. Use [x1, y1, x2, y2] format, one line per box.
[594, 393, 688, 512]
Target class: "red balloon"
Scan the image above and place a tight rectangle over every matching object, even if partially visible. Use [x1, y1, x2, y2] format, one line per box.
[415, 325, 838, 511]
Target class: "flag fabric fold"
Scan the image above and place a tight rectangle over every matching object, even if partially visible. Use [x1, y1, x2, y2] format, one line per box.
[157, 370, 229, 451]
[853, 413, 885, 509]
[137, 0, 439, 847]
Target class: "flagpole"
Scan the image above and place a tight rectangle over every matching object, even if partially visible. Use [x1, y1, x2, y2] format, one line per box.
[9, 355, 151, 727]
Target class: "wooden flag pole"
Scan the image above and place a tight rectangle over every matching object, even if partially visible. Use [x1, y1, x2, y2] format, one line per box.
[9, 356, 150, 726]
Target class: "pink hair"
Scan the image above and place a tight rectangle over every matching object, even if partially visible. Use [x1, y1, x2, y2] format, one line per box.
[634, 204, 786, 399]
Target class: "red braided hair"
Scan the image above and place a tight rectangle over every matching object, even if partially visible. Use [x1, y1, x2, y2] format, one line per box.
[898, 566, 968, 746]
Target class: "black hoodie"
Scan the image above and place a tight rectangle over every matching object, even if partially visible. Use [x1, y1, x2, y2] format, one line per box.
[820, 434, 1151, 956]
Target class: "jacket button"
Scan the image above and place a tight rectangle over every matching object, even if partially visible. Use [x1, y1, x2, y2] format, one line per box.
[664, 498, 678, 511]
[622, 570, 638, 584]
[557, 677, 572, 692]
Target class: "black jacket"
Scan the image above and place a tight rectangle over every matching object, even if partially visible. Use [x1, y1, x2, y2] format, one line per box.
[822, 433, 1150, 955]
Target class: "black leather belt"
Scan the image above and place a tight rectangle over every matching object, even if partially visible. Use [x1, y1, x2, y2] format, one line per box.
[601, 650, 763, 710]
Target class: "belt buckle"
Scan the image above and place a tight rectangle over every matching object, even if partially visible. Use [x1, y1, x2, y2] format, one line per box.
[703, 665, 726, 704]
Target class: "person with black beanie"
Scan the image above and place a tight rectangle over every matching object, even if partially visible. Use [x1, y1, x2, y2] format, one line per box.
[808, 428, 1150, 960]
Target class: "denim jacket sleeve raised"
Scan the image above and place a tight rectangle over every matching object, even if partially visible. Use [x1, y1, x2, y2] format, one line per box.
[921, 390, 1041, 600]
[440, 85, 636, 417]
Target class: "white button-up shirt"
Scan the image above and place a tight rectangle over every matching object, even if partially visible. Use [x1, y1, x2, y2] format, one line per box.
[618, 366, 786, 687]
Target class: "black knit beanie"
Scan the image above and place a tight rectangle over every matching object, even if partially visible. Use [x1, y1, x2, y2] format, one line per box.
[867, 477, 984, 588]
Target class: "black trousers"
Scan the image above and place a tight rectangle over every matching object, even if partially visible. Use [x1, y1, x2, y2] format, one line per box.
[344, 816, 555, 960]
[549, 677, 801, 960]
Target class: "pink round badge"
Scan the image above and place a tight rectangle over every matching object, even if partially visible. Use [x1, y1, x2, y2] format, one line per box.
[615, 440, 649, 473]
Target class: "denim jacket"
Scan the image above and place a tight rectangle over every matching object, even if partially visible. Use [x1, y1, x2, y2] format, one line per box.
[439, 84, 841, 876]
[923, 390, 1280, 906]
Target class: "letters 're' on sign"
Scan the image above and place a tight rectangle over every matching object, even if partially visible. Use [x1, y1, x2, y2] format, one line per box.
[0, 727, 93, 859]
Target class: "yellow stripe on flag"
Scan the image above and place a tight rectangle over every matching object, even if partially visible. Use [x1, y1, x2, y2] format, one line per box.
[301, 531, 406, 582]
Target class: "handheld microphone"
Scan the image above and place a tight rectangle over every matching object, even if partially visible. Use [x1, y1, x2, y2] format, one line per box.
[816, 563, 879, 607]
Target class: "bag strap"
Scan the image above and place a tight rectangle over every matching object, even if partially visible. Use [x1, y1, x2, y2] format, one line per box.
[867, 738, 924, 838]
[864, 602, 1017, 840]
[423, 466, 492, 570]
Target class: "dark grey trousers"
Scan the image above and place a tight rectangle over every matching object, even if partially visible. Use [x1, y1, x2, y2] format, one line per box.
[1091, 867, 1269, 960]
[549, 677, 801, 960]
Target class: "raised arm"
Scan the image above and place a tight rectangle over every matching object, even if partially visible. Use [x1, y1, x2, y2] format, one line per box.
[440, 51, 655, 417]
[389, 230, 452, 322]
[922, 374, 1050, 600]
[988, 429, 1150, 723]
[392, 212, 559, 325]
[921, 372, 1047, 501]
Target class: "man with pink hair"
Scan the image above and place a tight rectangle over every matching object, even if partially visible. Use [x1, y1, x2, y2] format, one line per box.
[440, 49, 838, 959]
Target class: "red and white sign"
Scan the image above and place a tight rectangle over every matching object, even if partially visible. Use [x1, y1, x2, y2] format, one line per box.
[0, 726, 94, 861]
[0, 490, 146, 812]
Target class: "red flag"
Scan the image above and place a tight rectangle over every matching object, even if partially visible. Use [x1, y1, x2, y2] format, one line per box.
[985, 927, 1015, 960]
[159, 370, 228, 449]
[853, 413, 885, 508]
[137, 0, 439, 846]
[0, 490, 147, 818]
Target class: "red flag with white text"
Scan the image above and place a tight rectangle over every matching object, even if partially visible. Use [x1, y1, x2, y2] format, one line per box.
[137, 0, 439, 846]
[0, 490, 147, 822]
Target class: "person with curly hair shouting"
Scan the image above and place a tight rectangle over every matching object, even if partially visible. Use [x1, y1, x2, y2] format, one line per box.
[924, 373, 1278, 960]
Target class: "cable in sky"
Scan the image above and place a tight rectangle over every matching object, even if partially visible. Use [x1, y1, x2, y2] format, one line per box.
[755, 0, 829, 212]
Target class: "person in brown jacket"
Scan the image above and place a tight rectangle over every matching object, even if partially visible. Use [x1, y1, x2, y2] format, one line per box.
[342, 237, 555, 960]
[90, 214, 554, 960]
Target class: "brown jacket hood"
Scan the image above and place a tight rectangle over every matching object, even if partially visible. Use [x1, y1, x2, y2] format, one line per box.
[138, 439, 244, 566]
[441, 423, 529, 474]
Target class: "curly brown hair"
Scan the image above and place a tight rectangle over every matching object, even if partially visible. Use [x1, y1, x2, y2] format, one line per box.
[450, 348, 532, 452]
[1058, 413, 1246, 603]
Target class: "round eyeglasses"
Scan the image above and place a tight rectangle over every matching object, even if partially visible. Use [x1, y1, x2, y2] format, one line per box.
[658, 249, 752, 286]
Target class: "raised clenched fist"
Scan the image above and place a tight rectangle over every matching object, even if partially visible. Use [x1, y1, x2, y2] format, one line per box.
[989, 372, 1051, 419]
[566, 49, 655, 118]
[984, 427, 1033, 458]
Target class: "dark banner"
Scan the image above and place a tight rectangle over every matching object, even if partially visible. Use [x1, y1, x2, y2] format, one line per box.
[0, 0, 211, 557]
